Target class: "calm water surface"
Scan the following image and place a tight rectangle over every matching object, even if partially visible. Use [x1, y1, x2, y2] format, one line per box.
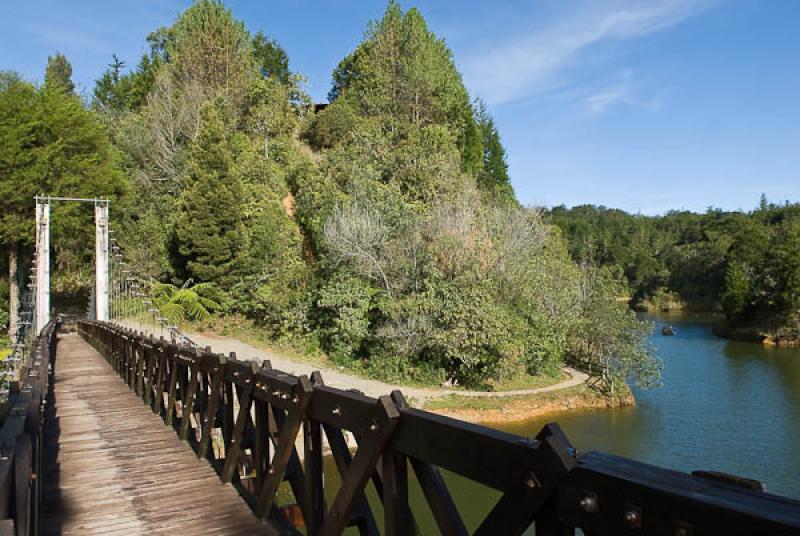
[501, 312, 800, 499]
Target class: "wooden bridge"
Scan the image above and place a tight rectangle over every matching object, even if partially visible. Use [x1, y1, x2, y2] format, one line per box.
[1, 320, 799, 535]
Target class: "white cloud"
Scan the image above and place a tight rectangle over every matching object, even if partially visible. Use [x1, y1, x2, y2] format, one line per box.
[462, 0, 717, 105]
[580, 69, 661, 116]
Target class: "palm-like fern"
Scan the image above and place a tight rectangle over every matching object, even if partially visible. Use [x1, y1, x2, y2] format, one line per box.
[152, 282, 220, 327]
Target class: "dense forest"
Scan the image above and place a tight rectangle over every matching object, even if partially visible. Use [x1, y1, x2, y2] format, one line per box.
[547, 200, 800, 343]
[3, 1, 671, 393]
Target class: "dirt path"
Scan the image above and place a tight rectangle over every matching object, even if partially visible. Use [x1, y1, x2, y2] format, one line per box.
[121, 321, 588, 405]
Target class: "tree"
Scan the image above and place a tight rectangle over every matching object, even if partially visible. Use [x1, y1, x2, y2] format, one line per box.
[172, 103, 244, 287]
[773, 219, 800, 319]
[319, 2, 483, 172]
[476, 100, 514, 202]
[1, 71, 126, 333]
[252, 31, 290, 84]
[722, 261, 751, 321]
[168, 0, 252, 100]
[241, 77, 296, 160]
[0, 73, 37, 336]
[572, 264, 661, 396]
[94, 49, 164, 113]
[44, 53, 75, 94]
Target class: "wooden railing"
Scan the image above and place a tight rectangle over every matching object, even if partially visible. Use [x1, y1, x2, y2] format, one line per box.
[77, 320, 800, 535]
[0, 319, 58, 535]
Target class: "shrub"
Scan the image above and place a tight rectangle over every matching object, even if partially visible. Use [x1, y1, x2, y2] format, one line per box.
[315, 273, 377, 363]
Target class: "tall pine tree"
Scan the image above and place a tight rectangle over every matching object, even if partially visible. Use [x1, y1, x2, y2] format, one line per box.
[476, 100, 515, 203]
[325, 2, 483, 172]
[44, 53, 75, 94]
[173, 103, 244, 287]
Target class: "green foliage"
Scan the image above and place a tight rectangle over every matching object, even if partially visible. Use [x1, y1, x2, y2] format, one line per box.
[241, 77, 298, 160]
[252, 31, 290, 83]
[152, 281, 220, 325]
[316, 273, 376, 362]
[423, 278, 517, 384]
[35, 0, 654, 393]
[0, 70, 126, 285]
[547, 200, 800, 334]
[231, 176, 311, 338]
[44, 53, 75, 94]
[571, 265, 661, 395]
[168, 0, 252, 101]
[476, 101, 514, 203]
[93, 54, 161, 112]
[773, 219, 800, 316]
[303, 100, 360, 150]
[315, 1, 483, 172]
[722, 261, 750, 320]
[0, 72, 39, 245]
[172, 103, 244, 287]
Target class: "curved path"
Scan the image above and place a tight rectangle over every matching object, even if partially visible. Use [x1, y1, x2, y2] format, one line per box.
[122, 321, 588, 405]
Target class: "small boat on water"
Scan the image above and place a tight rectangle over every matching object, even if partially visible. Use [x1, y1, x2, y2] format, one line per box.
[662, 325, 676, 336]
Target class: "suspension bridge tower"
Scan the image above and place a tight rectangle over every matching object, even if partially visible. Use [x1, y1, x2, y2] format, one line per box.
[34, 196, 111, 334]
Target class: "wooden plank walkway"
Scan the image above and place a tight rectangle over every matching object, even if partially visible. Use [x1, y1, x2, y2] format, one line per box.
[41, 332, 273, 536]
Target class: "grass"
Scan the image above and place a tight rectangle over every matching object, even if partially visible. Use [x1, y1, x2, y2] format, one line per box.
[425, 385, 592, 412]
[486, 370, 566, 391]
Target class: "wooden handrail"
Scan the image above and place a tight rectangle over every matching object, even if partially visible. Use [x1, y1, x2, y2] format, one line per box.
[0, 319, 59, 536]
[77, 320, 800, 535]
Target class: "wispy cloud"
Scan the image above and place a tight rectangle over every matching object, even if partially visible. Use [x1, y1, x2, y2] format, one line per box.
[580, 69, 661, 116]
[462, 0, 717, 106]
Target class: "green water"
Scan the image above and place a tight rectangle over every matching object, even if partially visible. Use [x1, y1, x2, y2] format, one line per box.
[501, 312, 800, 499]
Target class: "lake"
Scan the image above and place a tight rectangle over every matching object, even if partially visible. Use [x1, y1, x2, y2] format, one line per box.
[500, 312, 800, 499]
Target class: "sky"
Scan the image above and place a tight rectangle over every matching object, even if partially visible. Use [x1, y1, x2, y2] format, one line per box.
[1, 0, 798, 215]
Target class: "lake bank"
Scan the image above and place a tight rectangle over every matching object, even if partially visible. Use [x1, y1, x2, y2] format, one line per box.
[425, 383, 634, 424]
[712, 323, 800, 347]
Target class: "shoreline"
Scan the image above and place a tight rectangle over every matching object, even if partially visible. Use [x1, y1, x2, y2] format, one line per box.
[424, 384, 635, 425]
[712, 324, 800, 347]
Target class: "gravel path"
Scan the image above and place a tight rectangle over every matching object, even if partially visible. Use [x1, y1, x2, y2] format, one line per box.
[120, 321, 588, 404]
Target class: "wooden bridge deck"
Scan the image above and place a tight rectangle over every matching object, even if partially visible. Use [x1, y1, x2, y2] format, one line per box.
[41, 332, 271, 536]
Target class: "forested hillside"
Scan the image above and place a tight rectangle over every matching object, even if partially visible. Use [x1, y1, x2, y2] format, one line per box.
[547, 199, 800, 343]
[1, 1, 660, 393]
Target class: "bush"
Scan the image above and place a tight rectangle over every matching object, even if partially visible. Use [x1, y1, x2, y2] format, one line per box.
[363, 351, 446, 386]
[315, 273, 377, 363]
[423, 278, 518, 385]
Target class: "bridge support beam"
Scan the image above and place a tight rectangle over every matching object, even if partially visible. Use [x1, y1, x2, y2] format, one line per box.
[95, 203, 110, 322]
[35, 200, 50, 334]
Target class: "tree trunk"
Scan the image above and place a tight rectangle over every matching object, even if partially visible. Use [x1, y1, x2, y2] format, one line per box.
[8, 243, 19, 339]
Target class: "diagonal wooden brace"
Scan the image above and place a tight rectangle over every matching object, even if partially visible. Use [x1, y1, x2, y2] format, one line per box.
[319, 396, 400, 536]
[255, 375, 314, 519]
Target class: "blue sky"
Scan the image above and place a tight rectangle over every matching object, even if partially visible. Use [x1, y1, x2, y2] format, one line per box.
[2, 0, 798, 214]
